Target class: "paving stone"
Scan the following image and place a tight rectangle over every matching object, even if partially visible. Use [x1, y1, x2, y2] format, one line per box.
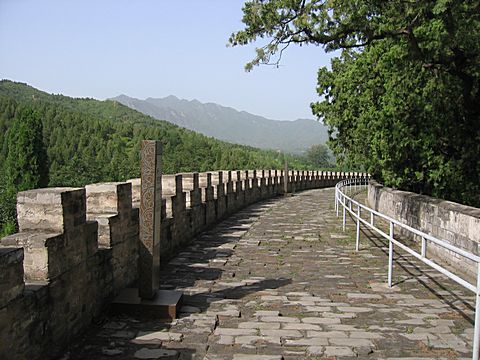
[261, 316, 300, 323]
[305, 330, 347, 338]
[396, 318, 426, 325]
[260, 295, 288, 301]
[435, 333, 469, 352]
[286, 292, 311, 296]
[413, 325, 452, 334]
[304, 306, 331, 312]
[179, 306, 201, 314]
[306, 346, 324, 356]
[323, 346, 356, 356]
[337, 306, 373, 313]
[401, 333, 438, 341]
[215, 310, 241, 318]
[349, 331, 384, 339]
[347, 293, 382, 299]
[355, 345, 375, 356]
[216, 335, 234, 345]
[101, 348, 124, 356]
[301, 317, 341, 325]
[238, 322, 280, 330]
[254, 311, 280, 317]
[234, 336, 281, 345]
[232, 355, 283, 360]
[369, 282, 401, 292]
[282, 323, 321, 330]
[386, 358, 449, 360]
[284, 338, 329, 346]
[259, 329, 302, 338]
[132, 331, 183, 343]
[329, 337, 374, 347]
[326, 324, 360, 332]
[322, 312, 356, 319]
[133, 348, 179, 359]
[213, 328, 257, 336]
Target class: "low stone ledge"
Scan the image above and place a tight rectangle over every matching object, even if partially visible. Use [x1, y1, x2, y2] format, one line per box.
[368, 180, 480, 279]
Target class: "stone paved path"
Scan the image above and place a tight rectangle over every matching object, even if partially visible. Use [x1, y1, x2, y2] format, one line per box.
[63, 188, 476, 359]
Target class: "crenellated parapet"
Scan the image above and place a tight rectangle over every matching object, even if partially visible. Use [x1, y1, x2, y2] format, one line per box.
[0, 168, 362, 360]
[85, 182, 139, 292]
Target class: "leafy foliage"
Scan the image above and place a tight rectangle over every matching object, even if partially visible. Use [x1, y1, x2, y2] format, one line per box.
[306, 144, 334, 168]
[231, 0, 480, 206]
[0, 108, 48, 234]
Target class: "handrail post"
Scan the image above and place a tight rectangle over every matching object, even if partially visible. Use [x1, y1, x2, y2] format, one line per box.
[336, 195, 339, 217]
[370, 212, 374, 226]
[342, 201, 346, 232]
[388, 222, 394, 287]
[473, 261, 480, 360]
[335, 187, 339, 217]
[421, 236, 427, 258]
[356, 206, 361, 251]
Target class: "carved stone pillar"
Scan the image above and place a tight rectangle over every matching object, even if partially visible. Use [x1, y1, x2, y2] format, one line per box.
[138, 140, 162, 299]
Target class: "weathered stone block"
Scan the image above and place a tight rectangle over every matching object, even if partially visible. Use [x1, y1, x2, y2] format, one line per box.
[181, 172, 199, 191]
[181, 173, 201, 208]
[17, 188, 86, 233]
[127, 178, 141, 208]
[86, 182, 132, 219]
[199, 173, 214, 202]
[213, 172, 227, 220]
[190, 203, 206, 236]
[164, 174, 183, 199]
[0, 283, 50, 360]
[0, 247, 24, 308]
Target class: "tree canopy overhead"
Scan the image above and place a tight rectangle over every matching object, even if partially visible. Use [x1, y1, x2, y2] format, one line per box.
[230, 0, 480, 206]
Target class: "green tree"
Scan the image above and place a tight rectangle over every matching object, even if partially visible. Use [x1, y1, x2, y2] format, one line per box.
[1, 108, 49, 235]
[230, 0, 480, 206]
[306, 144, 333, 168]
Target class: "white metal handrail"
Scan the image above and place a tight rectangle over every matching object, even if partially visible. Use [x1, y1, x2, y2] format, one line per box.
[335, 178, 480, 360]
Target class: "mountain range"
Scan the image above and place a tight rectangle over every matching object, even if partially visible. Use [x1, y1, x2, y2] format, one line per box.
[110, 94, 329, 154]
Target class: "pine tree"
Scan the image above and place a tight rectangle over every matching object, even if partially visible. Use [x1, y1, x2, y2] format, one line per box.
[1, 108, 48, 235]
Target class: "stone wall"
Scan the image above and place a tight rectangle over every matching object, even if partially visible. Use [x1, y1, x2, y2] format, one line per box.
[0, 169, 365, 360]
[368, 180, 480, 279]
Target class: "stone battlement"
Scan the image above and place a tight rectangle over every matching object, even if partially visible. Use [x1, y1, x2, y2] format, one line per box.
[0, 169, 366, 360]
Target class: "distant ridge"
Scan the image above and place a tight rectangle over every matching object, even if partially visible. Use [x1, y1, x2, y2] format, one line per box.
[0, 80, 313, 184]
[110, 94, 329, 154]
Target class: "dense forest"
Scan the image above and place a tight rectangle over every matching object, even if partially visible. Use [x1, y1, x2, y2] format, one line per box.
[0, 80, 320, 236]
[231, 0, 480, 207]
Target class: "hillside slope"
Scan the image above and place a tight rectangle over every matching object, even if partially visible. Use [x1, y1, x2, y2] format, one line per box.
[111, 94, 329, 154]
[0, 80, 312, 188]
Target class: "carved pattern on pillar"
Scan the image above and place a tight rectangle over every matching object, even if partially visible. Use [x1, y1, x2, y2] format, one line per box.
[139, 140, 162, 299]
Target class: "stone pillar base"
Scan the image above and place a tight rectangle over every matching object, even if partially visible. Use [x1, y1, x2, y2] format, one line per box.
[110, 288, 183, 320]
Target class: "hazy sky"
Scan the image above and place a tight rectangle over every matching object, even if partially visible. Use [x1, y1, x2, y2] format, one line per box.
[0, 0, 333, 120]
